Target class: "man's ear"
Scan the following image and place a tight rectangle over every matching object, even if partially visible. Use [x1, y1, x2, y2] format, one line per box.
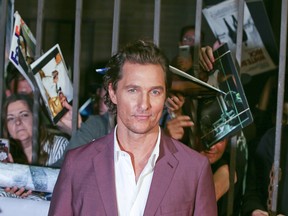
[108, 83, 117, 104]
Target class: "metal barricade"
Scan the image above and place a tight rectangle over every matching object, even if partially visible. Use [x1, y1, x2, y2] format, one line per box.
[0, 1, 287, 215]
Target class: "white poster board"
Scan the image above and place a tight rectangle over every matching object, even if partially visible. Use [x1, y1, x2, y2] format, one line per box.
[0, 197, 50, 216]
[203, 0, 276, 76]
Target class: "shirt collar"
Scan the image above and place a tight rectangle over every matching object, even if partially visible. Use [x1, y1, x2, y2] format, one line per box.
[114, 125, 161, 167]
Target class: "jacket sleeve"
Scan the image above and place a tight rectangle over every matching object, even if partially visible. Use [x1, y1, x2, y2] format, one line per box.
[194, 158, 218, 216]
[48, 151, 74, 216]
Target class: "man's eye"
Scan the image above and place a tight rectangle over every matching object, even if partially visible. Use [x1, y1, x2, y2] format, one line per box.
[151, 89, 161, 95]
[128, 88, 137, 93]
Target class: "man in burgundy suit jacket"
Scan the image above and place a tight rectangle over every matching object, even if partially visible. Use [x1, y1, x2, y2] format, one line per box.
[49, 40, 217, 216]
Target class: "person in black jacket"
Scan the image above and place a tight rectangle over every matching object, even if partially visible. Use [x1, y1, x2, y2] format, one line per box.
[242, 123, 288, 216]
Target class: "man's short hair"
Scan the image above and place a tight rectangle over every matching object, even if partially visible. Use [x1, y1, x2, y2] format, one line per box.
[103, 39, 171, 114]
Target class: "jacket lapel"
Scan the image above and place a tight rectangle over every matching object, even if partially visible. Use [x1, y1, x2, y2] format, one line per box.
[92, 132, 118, 216]
[144, 134, 179, 216]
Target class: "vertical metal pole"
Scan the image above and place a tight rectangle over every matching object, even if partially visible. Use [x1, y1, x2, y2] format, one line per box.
[0, 0, 8, 137]
[111, 0, 121, 55]
[193, 0, 203, 78]
[188, 0, 203, 150]
[227, 134, 237, 216]
[235, 0, 245, 72]
[72, 0, 83, 135]
[270, 0, 287, 213]
[31, 0, 45, 164]
[153, 0, 161, 46]
[35, 0, 44, 59]
[223, 2, 245, 211]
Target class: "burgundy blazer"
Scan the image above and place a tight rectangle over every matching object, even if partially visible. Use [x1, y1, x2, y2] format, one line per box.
[48, 131, 217, 216]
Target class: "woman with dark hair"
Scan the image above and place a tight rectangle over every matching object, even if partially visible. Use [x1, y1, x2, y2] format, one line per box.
[0, 93, 68, 200]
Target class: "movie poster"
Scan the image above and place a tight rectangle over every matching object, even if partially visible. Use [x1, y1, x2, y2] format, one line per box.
[31, 44, 73, 124]
[169, 43, 253, 149]
[203, 0, 276, 76]
[9, 11, 36, 90]
[198, 43, 253, 148]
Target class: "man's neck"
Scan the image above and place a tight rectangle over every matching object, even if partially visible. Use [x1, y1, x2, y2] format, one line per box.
[116, 126, 159, 181]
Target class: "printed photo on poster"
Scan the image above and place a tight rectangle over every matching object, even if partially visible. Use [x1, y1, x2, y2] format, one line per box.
[9, 11, 36, 89]
[169, 65, 225, 98]
[31, 44, 73, 124]
[202, 0, 276, 76]
[0, 139, 9, 163]
[197, 43, 253, 149]
[169, 43, 253, 149]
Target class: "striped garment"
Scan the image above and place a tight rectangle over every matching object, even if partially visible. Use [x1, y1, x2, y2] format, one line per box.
[43, 135, 69, 166]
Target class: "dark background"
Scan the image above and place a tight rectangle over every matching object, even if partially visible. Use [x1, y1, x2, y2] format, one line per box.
[13, 0, 282, 103]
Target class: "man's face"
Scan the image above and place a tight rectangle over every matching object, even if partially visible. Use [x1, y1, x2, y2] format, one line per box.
[109, 62, 166, 135]
[201, 138, 228, 164]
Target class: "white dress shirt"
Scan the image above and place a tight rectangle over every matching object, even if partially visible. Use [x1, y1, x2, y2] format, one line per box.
[114, 126, 160, 216]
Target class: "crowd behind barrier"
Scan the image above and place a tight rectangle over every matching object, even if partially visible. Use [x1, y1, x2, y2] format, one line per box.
[0, 0, 287, 216]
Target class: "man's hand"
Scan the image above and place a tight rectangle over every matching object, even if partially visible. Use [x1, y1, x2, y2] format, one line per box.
[165, 115, 194, 140]
[165, 93, 185, 117]
[199, 46, 215, 71]
[57, 102, 82, 136]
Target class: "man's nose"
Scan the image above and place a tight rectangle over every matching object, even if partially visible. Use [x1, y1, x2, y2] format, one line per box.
[139, 93, 151, 110]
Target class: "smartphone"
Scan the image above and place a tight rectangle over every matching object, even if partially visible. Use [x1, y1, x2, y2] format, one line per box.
[179, 45, 191, 58]
[0, 138, 9, 162]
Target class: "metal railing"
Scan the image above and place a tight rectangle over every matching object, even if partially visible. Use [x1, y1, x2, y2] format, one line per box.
[0, 0, 287, 215]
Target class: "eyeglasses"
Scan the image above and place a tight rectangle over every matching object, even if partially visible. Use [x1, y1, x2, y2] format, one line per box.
[182, 37, 195, 43]
[7, 111, 32, 125]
